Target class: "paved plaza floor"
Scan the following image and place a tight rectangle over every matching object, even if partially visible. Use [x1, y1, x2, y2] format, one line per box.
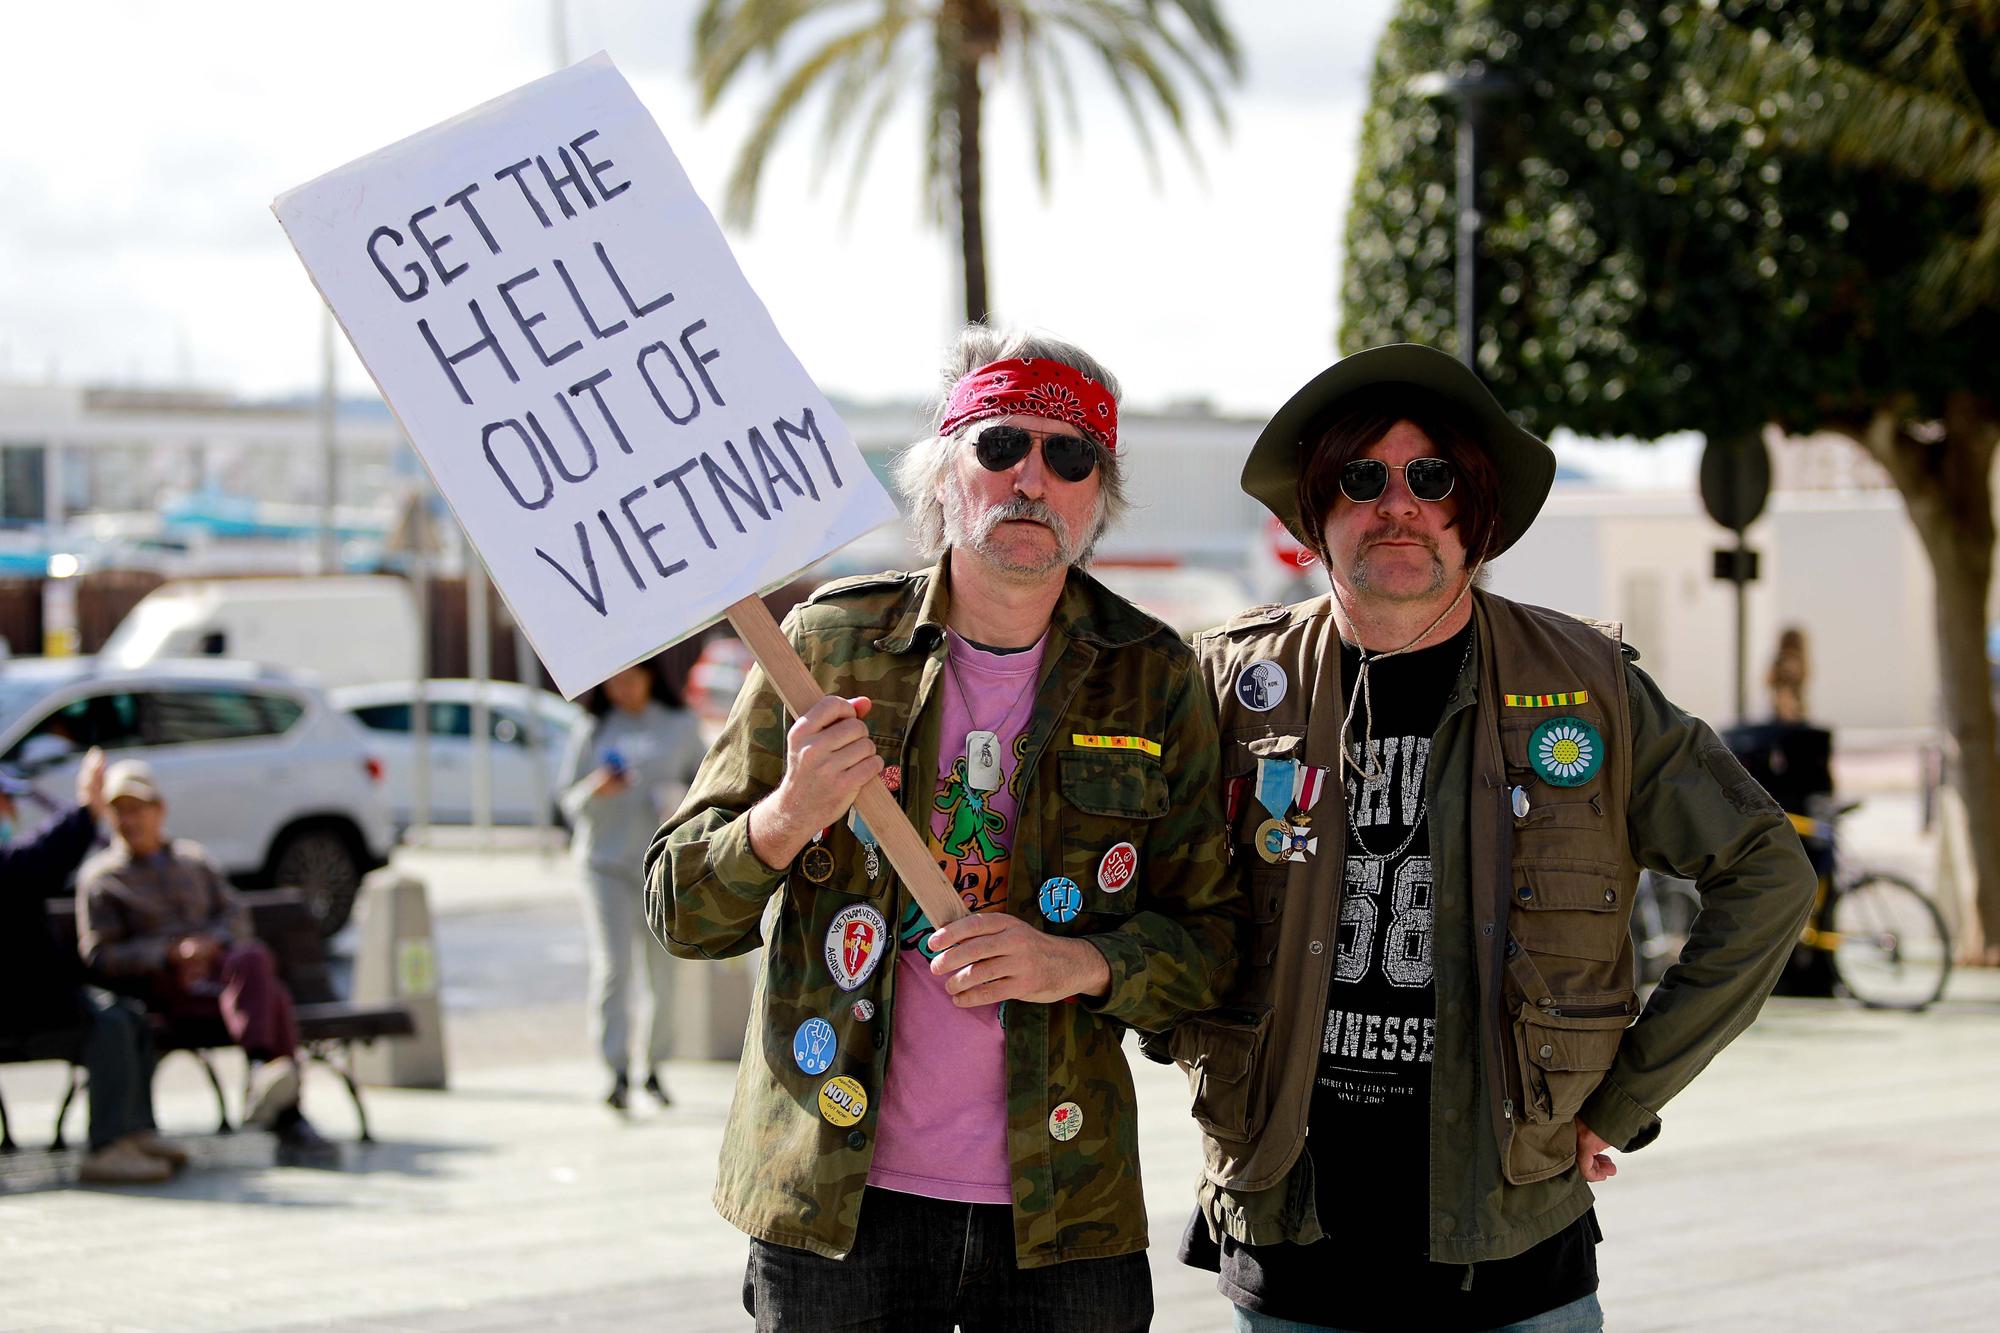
[4, 761, 1996, 1330]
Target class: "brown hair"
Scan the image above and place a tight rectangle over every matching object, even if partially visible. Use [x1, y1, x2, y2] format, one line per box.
[1294, 385, 1503, 565]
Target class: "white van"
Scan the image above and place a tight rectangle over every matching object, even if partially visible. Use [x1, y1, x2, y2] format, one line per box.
[101, 576, 421, 687]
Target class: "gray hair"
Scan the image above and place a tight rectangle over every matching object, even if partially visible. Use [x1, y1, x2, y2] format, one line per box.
[892, 325, 1130, 562]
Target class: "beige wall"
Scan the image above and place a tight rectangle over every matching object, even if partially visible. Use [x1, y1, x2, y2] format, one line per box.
[1488, 490, 1935, 732]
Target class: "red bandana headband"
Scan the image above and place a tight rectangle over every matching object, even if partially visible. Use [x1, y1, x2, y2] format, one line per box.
[938, 357, 1119, 452]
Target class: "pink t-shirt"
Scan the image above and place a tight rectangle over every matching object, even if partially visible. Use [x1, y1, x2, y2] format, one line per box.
[866, 629, 1047, 1204]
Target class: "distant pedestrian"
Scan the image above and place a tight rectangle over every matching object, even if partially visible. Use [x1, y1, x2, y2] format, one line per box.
[560, 660, 706, 1111]
[2, 750, 185, 1185]
[1767, 625, 1810, 723]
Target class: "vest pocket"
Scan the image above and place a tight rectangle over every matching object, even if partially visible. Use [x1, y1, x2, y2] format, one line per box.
[1169, 1004, 1273, 1143]
[1504, 1006, 1629, 1183]
[1509, 866, 1625, 963]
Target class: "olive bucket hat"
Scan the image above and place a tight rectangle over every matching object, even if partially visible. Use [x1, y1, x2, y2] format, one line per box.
[1243, 343, 1557, 558]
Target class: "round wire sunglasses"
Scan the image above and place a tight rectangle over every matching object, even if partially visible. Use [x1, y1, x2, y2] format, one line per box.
[1339, 457, 1455, 503]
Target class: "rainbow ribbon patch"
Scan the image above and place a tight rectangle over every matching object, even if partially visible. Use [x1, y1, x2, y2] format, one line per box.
[1503, 691, 1590, 708]
[1072, 733, 1162, 757]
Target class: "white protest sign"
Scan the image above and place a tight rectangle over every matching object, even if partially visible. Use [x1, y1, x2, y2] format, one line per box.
[273, 53, 899, 699]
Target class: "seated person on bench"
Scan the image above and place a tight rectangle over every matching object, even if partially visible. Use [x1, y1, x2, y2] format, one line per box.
[2, 750, 185, 1185]
[76, 760, 327, 1153]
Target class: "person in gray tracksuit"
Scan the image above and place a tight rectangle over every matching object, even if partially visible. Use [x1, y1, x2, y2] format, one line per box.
[560, 660, 707, 1110]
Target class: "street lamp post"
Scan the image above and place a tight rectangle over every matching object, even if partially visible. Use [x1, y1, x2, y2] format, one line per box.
[1409, 64, 1516, 370]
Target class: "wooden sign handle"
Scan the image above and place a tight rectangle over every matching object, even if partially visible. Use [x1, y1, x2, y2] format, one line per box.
[725, 594, 967, 927]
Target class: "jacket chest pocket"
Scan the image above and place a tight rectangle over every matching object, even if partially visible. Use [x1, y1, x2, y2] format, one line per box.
[1052, 750, 1165, 923]
[1500, 709, 1617, 869]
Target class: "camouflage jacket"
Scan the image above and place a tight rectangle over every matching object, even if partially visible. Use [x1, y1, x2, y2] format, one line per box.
[646, 558, 1242, 1268]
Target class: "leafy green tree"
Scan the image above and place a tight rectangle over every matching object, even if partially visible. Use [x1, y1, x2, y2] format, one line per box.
[693, 0, 1242, 323]
[1344, 0, 2000, 958]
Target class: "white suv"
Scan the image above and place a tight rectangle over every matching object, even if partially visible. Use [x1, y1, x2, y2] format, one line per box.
[0, 657, 396, 935]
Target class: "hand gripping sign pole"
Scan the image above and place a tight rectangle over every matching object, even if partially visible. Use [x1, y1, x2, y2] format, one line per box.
[274, 54, 963, 927]
[724, 595, 960, 924]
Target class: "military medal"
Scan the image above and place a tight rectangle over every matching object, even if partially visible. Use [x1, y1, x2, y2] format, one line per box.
[1254, 817, 1289, 864]
[800, 839, 835, 884]
[847, 809, 882, 880]
[965, 728, 1002, 792]
[1255, 756, 1297, 819]
[1292, 764, 1329, 814]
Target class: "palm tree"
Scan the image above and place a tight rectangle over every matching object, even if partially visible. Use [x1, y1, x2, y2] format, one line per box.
[693, 0, 1242, 323]
[1688, 1, 2000, 961]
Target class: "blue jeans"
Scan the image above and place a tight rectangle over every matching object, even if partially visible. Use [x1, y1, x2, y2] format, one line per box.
[744, 1186, 1153, 1332]
[1235, 1292, 1604, 1333]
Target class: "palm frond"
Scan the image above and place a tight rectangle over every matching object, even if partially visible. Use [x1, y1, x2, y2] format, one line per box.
[1688, 15, 1995, 195]
[812, 8, 912, 171]
[1013, 11, 1057, 191]
[695, 0, 871, 110]
[839, 51, 914, 219]
[1866, 0, 1979, 105]
[722, 19, 900, 226]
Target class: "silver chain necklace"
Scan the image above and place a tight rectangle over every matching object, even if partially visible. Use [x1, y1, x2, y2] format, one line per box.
[1345, 633, 1473, 862]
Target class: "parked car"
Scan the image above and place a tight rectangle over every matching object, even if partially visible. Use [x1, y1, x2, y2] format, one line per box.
[329, 679, 586, 829]
[0, 657, 396, 935]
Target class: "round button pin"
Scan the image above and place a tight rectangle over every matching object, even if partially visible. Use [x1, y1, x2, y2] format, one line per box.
[1049, 1101, 1083, 1142]
[1235, 660, 1288, 713]
[851, 998, 876, 1022]
[792, 1018, 837, 1076]
[1097, 842, 1138, 894]
[818, 1075, 868, 1127]
[1038, 877, 1082, 924]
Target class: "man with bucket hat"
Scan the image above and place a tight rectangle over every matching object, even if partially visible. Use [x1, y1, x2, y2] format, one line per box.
[1169, 344, 1815, 1330]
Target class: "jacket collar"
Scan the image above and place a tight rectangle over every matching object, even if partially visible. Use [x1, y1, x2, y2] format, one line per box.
[874, 553, 1162, 655]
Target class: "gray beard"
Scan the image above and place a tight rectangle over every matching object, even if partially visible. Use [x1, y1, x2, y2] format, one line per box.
[942, 482, 1095, 579]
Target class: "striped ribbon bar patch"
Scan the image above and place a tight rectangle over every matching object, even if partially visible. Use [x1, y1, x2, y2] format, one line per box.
[1503, 691, 1590, 708]
[1072, 733, 1162, 758]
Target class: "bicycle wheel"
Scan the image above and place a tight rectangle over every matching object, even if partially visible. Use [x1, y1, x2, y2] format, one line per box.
[1631, 875, 1703, 986]
[1829, 873, 1953, 1011]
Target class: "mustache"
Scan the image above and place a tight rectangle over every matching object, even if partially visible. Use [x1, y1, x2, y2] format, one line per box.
[1359, 522, 1437, 552]
[976, 496, 1073, 545]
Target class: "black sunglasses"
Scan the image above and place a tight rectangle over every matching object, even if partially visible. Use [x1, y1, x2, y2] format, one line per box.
[1339, 457, 1455, 504]
[972, 425, 1099, 483]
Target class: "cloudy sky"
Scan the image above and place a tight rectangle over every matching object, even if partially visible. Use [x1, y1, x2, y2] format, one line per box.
[0, 1, 1397, 416]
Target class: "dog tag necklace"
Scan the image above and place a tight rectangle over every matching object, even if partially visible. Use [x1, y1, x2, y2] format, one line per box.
[946, 634, 1038, 794]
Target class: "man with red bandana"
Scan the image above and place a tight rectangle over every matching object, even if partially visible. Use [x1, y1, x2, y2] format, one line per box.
[650, 327, 1241, 1331]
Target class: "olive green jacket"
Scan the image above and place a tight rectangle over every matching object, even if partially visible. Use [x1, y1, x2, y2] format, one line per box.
[647, 558, 1243, 1268]
[1165, 590, 1814, 1266]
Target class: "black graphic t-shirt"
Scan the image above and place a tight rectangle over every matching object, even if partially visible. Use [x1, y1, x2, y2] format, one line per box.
[1195, 624, 1598, 1330]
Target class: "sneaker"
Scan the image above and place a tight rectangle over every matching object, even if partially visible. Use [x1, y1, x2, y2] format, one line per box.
[244, 1057, 302, 1130]
[604, 1073, 630, 1113]
[643, 1071, 672, 1108]
[274, 1113, 340, 1168]
[129, 1130, 191, 1169]
[79, 1138, 173, 1186]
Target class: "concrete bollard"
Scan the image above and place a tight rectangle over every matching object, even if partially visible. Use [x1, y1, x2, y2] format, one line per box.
[669, 947, 759, 1062]
[352, 871, 449, 1089]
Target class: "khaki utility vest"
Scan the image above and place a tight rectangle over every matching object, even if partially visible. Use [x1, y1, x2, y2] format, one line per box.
[1182, 588, 1638, 1192]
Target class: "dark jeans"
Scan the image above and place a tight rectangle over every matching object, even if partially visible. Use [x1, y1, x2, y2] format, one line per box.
[82, 995, 158, 1151]
[744, 1187, 1153, 1333]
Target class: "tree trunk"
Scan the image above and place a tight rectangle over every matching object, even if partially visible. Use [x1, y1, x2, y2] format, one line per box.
[954, 44, 989, 324]
[1858, 397, 2000, 964]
